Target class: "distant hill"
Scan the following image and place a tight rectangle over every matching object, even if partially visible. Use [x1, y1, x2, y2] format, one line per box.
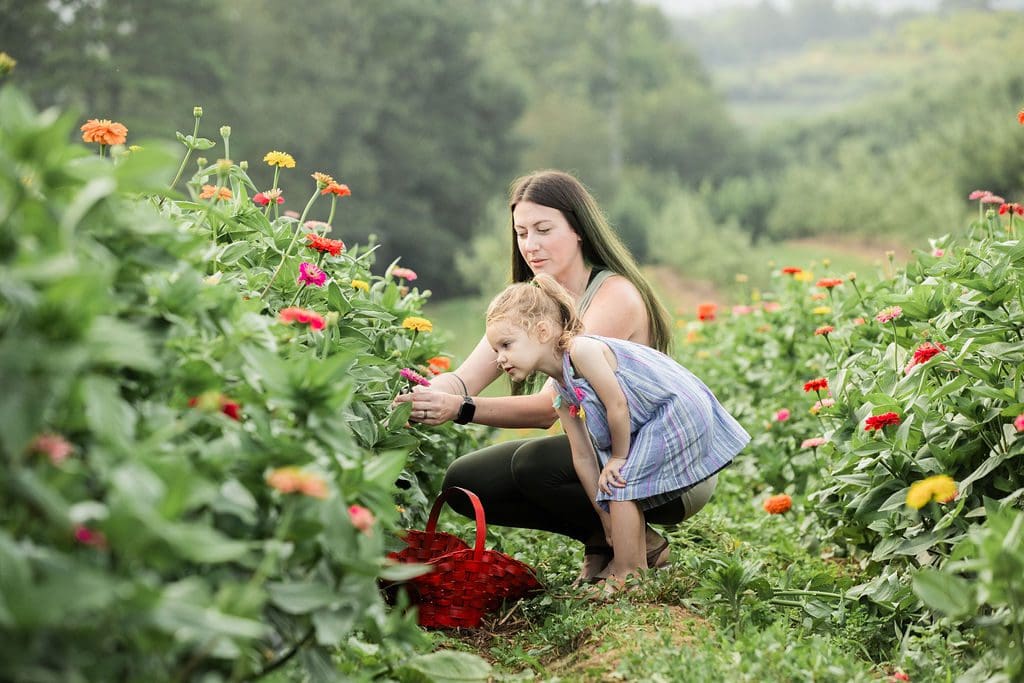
[676, 9, 1024, 128]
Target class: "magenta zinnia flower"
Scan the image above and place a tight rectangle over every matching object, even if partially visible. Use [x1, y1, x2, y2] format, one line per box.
[400, 367, 430, 387]
[1014, 414, 1024, 432]
[297, 262, 327, 287]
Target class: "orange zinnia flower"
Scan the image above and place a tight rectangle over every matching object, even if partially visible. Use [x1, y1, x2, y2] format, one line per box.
[199, 184, 233, 201]
[322, 182, 352, 197]
[427, 356, 452, 375]
[816, 278, 843, 289]
[266, 467, 329, 499]
[81, 118, 128, 146]
[781, 266, 802, 275]
[763, 493, 792, 514]
[306, 234, 345, 256]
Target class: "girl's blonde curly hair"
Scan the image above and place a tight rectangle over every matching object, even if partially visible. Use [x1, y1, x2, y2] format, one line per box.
[486, 273, 584, 353]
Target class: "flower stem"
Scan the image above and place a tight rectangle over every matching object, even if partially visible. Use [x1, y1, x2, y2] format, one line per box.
[890, 321, 899, 376]
[168, 115, 201, 192]
[326, 195, 337, 228]
[259, 188, 321, 300]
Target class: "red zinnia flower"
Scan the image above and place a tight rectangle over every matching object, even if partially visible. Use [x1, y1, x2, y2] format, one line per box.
[188, 393, 243, 421]
[803, 377, 828, 393]
[763, 494, 792, 514]
[904, 341, 946, 374]
[816, 278, 843, 289]
[29, 433, 74, 464]
[814, 325, 834, 337]
[781, 266, 802, 275]
[998, 202, 1024, 216]
[1018, 109, 1024, 125]
[306, 234, 345, 256]
[279, 306, 326, 330]
[865, 412, 901, 431]
[697, 302, 718, 321]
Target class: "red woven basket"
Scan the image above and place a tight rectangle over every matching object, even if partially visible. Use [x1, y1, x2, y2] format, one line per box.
[388, 487, 542, 628]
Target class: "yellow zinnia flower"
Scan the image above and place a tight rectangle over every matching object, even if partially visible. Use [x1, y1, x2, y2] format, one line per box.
[402, 316, 433, 333]
[812, 306, 832, 315]
[793, 271, 814, 283]
[906, 475, 957, 509]
[351, 279, 370, 292]
[264, 151, 296, 168]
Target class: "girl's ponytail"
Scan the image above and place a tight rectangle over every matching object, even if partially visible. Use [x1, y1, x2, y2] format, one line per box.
[531, 274, 583, 351]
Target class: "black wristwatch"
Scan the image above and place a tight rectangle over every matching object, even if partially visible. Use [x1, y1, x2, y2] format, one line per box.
[454, 395, 476, 425]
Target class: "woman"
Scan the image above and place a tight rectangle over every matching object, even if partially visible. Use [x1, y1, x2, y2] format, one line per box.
[395, 170, 718, 580]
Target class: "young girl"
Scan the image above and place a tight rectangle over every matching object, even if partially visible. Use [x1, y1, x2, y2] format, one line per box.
[485, 274, 750, 588]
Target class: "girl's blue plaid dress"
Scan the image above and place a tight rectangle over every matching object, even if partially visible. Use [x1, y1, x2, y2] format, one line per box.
[553, 335, 750, 511]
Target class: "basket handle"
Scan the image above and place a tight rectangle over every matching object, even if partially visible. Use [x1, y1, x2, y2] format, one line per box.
[424, 487, 486, 561]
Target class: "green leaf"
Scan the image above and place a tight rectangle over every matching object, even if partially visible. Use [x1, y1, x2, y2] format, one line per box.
[379, 561, 432, 582]
[387, 401, 413, 432]
[311, 605, 358, 646]
[86, 316, 159, 373]
[398, 650, 492, 683]
[81, 374, 137, 448]
[267, 581, 339, 614]
[364, 450, 408, 489]
[912, 568, 973, 617]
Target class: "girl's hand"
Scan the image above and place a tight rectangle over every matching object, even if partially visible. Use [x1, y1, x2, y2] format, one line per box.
[598, 458, 627, 495]
[393, 386, 461, 425]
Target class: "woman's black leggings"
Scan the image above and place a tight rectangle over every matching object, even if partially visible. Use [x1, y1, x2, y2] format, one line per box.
[441, 434, 712, 544]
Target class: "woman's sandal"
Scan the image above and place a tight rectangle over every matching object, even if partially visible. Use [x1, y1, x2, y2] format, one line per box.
[574, 545, 614, 586]
[646, 536, 670, 569]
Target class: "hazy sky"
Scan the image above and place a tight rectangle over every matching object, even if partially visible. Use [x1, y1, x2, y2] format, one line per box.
[645, 0, 1020, 16]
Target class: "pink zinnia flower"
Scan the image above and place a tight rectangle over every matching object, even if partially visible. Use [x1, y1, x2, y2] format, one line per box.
[968, 190, 991, 200]
[932, 248, 944, 257]
[253, 190, 284, 206]
[74, 525, 108, 548]
[29, 433, 74, 464]
[732, 305, 753, 316]
[876, 306, 903, 324]
[801, 437, 827, 449]
[774, 409, 790, 422]
[188, 393, 242, 421]
[981, 194, 1005, 204]
[810, 398, 835, 415]
[391, 267, 417, 281]
[279, 306, 326, 330]
[763, 302, 781, 313]
[1014, 414, 1024, 432]
[400, 367, 430, 387]
[297, 262, 327, 287]
[348, 504, 375, 534]
[304, 220, 332, 233]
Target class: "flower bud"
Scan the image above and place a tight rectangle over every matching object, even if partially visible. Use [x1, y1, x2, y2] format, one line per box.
[220, 125, 231, 138]
[324, 311, 339, 327]
[216, 158, 233, 173]
[0, 52, 16, 76]
[239, 160, 248, 171]
[193, 106, 203, 118]
[197, 157, 208, 168]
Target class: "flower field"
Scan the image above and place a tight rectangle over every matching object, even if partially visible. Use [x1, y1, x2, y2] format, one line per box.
[3, 80, 1024, 681]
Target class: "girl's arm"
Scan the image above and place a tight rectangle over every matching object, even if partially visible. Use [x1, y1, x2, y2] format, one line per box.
[570, 337, 631, 464]
[395, 334, 560, 429]
[556, 402, 612, 542]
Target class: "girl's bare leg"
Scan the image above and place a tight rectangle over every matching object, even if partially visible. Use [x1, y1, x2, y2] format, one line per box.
[603, 501, 646, 584]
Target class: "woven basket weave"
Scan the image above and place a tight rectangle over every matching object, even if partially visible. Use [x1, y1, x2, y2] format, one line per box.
[388, 487, 542, 628]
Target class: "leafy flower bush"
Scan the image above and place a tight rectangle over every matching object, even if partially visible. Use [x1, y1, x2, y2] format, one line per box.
[0, 87, 485, 680]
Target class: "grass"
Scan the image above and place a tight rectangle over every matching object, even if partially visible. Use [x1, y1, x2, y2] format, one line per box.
[428, 469, 967, 681]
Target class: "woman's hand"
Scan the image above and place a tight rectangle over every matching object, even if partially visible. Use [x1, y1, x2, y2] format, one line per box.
[393, 385, 462, 426]
[598, 457, 627, 495]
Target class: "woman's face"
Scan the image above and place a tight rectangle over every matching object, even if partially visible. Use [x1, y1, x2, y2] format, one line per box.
[512, 201, 583, 281]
